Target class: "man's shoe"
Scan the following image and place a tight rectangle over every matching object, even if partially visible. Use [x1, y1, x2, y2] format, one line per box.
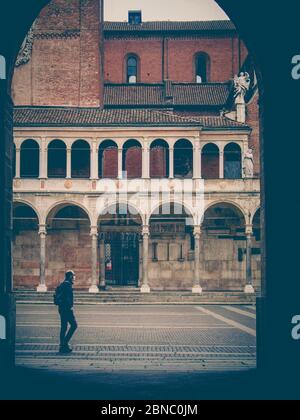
[59, 345, 73, 354]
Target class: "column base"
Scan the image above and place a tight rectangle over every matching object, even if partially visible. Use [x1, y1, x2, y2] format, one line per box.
[192, 285, 203, 295]
[140, 284, 151, 294]
[89, 285, 100, 294]
[244, 285, 255, 294]
[36, 284, 48, 293]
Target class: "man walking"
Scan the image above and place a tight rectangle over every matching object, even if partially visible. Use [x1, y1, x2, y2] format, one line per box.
[54, 271, 78, 354]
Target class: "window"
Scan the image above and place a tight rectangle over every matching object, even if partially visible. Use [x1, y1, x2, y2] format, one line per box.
[224, 143, 242, 179]
[127, 56, 138, 84]
[48, 140, 67, 178]
[128, 11, 142, 25]
[20, 139, 40, 178]
[195, 53, 210, 83]
[71, 140, 90, 179]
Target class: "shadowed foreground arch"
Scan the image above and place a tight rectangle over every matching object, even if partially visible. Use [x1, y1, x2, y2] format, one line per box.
[0, 0, 274, 391]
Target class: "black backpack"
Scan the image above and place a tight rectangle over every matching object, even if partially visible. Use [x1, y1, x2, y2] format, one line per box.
[53, 283, 64, 306]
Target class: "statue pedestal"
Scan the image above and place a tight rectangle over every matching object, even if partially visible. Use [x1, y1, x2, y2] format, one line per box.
[140, 284, 151, 294]
[89, 285, 100, 294]
[244, 285, 255, 294]
[36, 284, 47, 293]
[192, 285, 203, 295]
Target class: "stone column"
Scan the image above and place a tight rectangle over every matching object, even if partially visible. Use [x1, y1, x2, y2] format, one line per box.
[118, 147, 123, 179]
[219, 150, 224, 179]
[37, 225, 47, 293]
[244, 224, 255, 294]
[169, 147, 174, 179]
[39, 139, 48, 179]
[142, 145, 150, 179]
[66, 147, 72, 179]
[193, 142, 201, 179]
[141, 226, 151, 293]
[99, 235, 106, 290]
[139, 237, 143, 287]
[192, 226, 203, 294]
[15, 147, 21, 178]
[89, 226, 99, 293]
[90, 141, 99, 180]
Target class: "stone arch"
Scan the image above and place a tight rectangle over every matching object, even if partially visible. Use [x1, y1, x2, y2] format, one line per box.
[45, 200, 92, 227]
[71, 139, 91, 179]
[147, 200, 196, 226]
[48, 139, 67, 178]
[201, 143, 220, 179]
[98, 139, 118, 179]
[202, 201, 246, 236]
[20, 139, 40, 178]
[174, 139, 193, 179]
[13, 200, 41, 225]
[224, 142, 242, 179]
[123, 139, 142, 179]
[150, 139, 170, 178]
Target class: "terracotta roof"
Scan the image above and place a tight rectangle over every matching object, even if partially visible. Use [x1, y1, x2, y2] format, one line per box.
[104, 20, 235, 33]
[14, 107, 248, 130]
[104, 83, 231, 107]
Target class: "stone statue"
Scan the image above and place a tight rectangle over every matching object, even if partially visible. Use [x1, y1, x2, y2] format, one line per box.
[243, 149, 254, 178]
[234, 72, 251, 104]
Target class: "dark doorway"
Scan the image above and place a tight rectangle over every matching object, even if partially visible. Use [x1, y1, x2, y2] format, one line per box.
[104, 232, 139, 287]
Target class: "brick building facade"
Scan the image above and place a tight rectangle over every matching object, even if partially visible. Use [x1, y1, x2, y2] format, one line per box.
[11, 0, 261, 294]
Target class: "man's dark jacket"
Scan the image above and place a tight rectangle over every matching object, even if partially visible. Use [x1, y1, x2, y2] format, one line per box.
[59, 280, 74, 310]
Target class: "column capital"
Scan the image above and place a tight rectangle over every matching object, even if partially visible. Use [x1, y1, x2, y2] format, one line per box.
[142, 226, 150, 236]
[245, 224, 253, 236]
[38, 225, 47, 237]
[90, 226, 98, 237]
[193, 225, 202, 237]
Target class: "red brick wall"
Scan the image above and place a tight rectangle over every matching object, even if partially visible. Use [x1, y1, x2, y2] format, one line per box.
[102, 147, 118, 178]
[12, 0, 102, 107]
[104, 39, 163, 83]
[150, 147, 167, 178]
[13, 228, 95, 290]
[125, 147, 142, 178]
[105, 36, 247, 84]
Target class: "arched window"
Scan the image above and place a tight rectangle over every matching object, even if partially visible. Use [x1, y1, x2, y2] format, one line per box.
[202, 143, 219, 179]
[174, 139, 193, 179]
[224, 143, 242, 179]
[150, 139, 169, 178]
[71, 140, 90, 179]
[123, 140, 142, 178]
[99, 140, 118, 179]
[195, 53, 210, 83]
[127, 55, 138, 84]
[253, 209, 261, 241]
[48, 140, 67, 178]
[20, 139, 40, 178]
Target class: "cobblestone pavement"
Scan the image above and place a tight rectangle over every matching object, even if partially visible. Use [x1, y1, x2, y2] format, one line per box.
[16, 304, 256, 373]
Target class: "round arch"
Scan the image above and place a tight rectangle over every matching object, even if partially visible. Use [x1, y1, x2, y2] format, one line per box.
[98, 140, 118, 179]
[13, 201, 40, 225]
[97, 201, 144, 226]
[45, 201, 92, 226]
[48, 139, 67, 178]
[150, 139, 170, 178]
[148, 200, 196, 226]
[123, 139, 142, 179]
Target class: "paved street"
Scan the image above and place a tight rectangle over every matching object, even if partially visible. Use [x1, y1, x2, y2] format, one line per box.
[16, 304, 256, 373]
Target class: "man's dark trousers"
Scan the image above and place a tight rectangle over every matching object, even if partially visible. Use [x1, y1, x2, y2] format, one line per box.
[59, 308, 78, 347]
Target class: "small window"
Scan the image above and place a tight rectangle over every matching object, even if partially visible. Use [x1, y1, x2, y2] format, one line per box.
[128, 11, 142, 25]
[127, 56, 138, 84]
[195, 53, 210, 83]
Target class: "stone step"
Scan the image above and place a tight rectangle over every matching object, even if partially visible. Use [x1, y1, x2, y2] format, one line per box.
[14, 290, 256, 305]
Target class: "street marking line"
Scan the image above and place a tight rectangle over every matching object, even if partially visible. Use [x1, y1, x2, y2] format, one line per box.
[222, 306, 256, 319]
[195, 307, 256, 337]
[16, 324, 233, 329]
